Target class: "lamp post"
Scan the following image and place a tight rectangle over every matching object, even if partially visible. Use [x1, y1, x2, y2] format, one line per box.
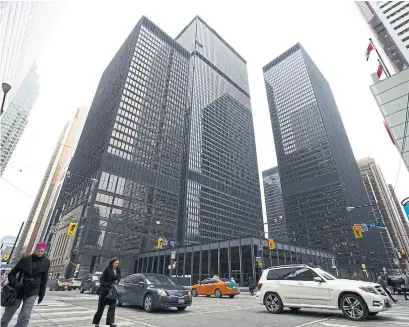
[1, 83, 11, 116]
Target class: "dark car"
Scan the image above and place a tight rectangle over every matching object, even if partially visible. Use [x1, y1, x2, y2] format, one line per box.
[49, 279, 73, 291]
[80, 272, 102, 294]
[117, 273, 192, 312]
[389, 275, 405, 294]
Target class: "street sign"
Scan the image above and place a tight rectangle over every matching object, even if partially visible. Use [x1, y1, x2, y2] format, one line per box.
[258, 245, 263, 251]
[163, 239, 169, 247]
[171, 251, 176, 259]
[359, 224, 368, 232]
[168, 265, 172, 269]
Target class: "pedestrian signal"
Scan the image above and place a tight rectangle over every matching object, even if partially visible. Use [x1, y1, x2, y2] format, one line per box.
[67, 222, 78, 236]
[268, 239, 275, 250]
[157, 237, 163, 249]
[352, 225, 363, 239]
[401, 249, 406, 256]
[256, 257, 262, 269]
[172, 261, 177, 269]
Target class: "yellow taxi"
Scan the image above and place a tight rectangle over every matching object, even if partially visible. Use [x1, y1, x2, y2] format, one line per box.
[190, 278, 240, 298]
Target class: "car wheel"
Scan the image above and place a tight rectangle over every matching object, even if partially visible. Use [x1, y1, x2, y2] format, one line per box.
[341, 294, 368, 321]
[289, 307, 300, 312]
[144, 294, 154, 312]
[177, 306, 187, 311]
[229, 295, 235, 298]
[368, 312, 378, 316]
[80, 286, 84, 293]
[214, 289, 222, 298]
[206, 295, 210, 297]
[89, 285, 94, 294]
[265, 292, 284, 314]
[191, 288, 198, 297]
[49, 287, 52, 291]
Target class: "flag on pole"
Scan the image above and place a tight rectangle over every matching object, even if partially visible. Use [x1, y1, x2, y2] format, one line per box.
[377, 63, 384, 78]
[365, 42, 374, 61]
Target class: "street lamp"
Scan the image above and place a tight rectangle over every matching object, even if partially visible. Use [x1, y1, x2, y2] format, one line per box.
[1, 83, 11, 116]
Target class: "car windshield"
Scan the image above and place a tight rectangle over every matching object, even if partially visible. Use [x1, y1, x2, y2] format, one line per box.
[316, 268, 337, 280]
[145, 274, 174, 285]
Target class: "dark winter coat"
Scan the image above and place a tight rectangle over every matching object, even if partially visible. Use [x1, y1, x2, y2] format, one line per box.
[99, 267, 121, 292]
[248, 279, 256, 289]
[8, 254, 50, 300]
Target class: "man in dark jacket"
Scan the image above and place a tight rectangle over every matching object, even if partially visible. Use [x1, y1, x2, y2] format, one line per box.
[248, 276, 256, 296]
[1, 242, 50, 327]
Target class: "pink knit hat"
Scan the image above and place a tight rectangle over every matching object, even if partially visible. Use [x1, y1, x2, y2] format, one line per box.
[35, 242, 47, 250]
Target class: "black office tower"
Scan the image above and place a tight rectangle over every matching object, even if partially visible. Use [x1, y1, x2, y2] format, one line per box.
[263, 43, 389, 274]
[48, 17, 191, 275]
[176, 16, 263, 245]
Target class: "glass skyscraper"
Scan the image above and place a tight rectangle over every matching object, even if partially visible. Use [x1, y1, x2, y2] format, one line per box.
[262, 167, 288, 243]
[47, 16, 262, 276]
[263, 43, 390, 273]
[176, 16, 263, 245]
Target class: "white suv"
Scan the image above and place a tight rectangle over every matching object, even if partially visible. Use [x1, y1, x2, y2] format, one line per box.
[256, 264, 391, 321]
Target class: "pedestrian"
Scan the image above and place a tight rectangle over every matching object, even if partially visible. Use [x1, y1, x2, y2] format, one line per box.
[402, 272, 409, 300]
[92, 257, 121, 327]
[248, 276, 256, 296]
[1, 242, 50, 327]
[378, 272, 397, 303]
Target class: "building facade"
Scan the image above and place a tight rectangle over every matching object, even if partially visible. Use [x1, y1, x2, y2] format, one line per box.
[0, 64, 39, 175]
[263, 43, 390, 273]
[388, 184, 409, 247]
[358, 157, 408, 269]
[356, 1, 409, 73]
[11, 123, 69, 263]
[0, 1, 60, 111]
[47, 17, 192, 277]
[175, 16, 263, 245]
[370, 69, 409, 173]
[136, 236, 335, 287]
[262, 167, 288, 243]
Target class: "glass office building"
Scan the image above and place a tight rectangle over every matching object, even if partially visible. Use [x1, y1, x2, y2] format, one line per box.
[136, 236, 335, 286]
[47, 17, 191, 276]
[262, 167, 288, 243]
[263, 43, 390, 272]
[176, 16, 263, 245]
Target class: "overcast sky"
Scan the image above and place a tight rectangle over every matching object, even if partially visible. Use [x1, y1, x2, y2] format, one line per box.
[1, 0, 408, 240]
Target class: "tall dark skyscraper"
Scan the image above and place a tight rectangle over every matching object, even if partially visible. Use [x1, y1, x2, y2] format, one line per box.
[262, 167, 288, 243]
[47, 16, 263, 276]
[263, 43, 389, 273]
[47, 17, 191, 275]
[175, 16, 263, 245]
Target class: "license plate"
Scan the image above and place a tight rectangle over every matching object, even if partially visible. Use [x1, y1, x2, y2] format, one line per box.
[178, 298, 185, 304]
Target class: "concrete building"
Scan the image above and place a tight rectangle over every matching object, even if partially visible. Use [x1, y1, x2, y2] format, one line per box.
[11, 107, 89, 262]
[370, 68, 409, 173]
[388, 184, 409, 244]
[358, 157, 408, 269]
[0, 1, 60, 111]
[262, 167, 288, 243]
[0, 64, 39, 175]
[356, 1, 409, 73]
[263, 43, 390, 274]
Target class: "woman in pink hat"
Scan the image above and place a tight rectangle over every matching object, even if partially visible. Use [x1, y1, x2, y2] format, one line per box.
[1, 242, 50, 327]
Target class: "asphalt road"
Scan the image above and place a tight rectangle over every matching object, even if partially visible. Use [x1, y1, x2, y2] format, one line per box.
[1, 290, 409, 327]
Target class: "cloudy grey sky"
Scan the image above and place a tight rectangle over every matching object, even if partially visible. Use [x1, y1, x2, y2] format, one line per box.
[1, 0, 408, 240]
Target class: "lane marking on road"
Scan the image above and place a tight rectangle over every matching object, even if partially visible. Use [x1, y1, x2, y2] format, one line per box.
[321, 323, 357, 327]
[293, 318, 332, 327]
[117, 316, 159, 327]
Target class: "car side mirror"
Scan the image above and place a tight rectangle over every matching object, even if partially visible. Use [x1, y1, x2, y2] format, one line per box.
[314, 277, 324, 283]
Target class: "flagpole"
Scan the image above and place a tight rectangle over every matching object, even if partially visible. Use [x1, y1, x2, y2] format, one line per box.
[369, 38, 391, 77]
[377, 59, 385, 78]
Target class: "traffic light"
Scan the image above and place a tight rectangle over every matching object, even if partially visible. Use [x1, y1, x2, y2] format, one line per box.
[268, 239, 275, 250]
[172, 261, 177, 269]
[401, 249, 406, 256]
[352, 225, 363, 239]
[256, 257, 262, 268]
[157, 237, 163, 249]
[67, 222, 78, 237]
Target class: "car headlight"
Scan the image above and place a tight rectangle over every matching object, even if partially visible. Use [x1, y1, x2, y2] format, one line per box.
[156, 289, 168, 297]
[359, 286, 377, 294]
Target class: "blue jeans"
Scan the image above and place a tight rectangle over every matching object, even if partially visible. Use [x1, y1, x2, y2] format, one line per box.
[1, 296, 36, 327]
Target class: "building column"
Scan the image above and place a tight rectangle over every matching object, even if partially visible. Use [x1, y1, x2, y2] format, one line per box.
[289, 244, 293, 264]
[151, 254, 155, 273]
[183, 249, 186, 277]
[276, 246, 280, 266]
[228, 240, 231, 279]
[239, 239, 243, 287]
[199, 244, 202, 282]
[217, 242, 220, 276]
[136, 257, 140, 273]
[142, 257, 146, 273]
[251, 238, 255, 280]
[162, 252, 166, 275]
[208, 248, 211, 278]
[190, 248, 194, 285]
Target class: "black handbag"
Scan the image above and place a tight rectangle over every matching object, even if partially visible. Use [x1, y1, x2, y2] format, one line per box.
[1, 272, 23, 307]
[1, 283, 18, 307]
[106, 283, 123, 300]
